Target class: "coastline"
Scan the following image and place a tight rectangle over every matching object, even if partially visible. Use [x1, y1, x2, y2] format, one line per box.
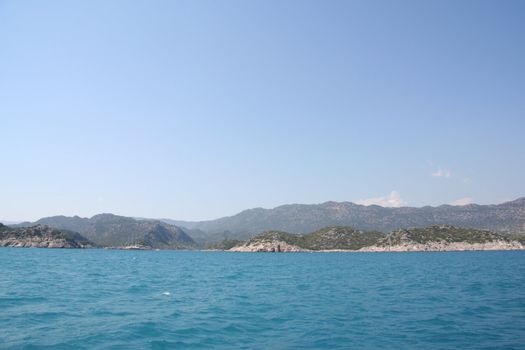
[2, 239, 524, 253]
[225, 240, 525, 253]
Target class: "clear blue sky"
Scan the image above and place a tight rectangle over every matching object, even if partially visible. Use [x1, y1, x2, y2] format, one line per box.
[1, 0, 524, 222]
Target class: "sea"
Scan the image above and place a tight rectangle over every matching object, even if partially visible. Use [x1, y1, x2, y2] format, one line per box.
[1, 249, 524, 349]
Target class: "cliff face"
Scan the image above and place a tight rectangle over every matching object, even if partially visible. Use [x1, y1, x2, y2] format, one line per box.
[0, 224, 93, 248]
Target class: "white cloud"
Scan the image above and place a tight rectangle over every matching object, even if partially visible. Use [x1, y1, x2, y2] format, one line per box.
[356, 191, 407, 208]
[450, 197, 473, 206]
[432, 169, 451, 178]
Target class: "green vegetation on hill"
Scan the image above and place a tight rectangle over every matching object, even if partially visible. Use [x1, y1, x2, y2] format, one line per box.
[375, 225, 512, 246]
[16, 214, 195, 248]
[302, 227, 385, 250]
[230, 225, 523, 251]
[207, 239, 244, 250]
[509, 233, 525, 244]
[246, 231, 304, 246]
[166, 197, 525, 242]
[0, 224, 94, 248]
[239, 227, 385, 251]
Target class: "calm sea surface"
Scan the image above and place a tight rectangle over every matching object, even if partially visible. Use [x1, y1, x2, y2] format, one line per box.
[1, 249, 524, 349]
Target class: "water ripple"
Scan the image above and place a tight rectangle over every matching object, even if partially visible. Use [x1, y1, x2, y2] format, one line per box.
[0, 249, 524, 349]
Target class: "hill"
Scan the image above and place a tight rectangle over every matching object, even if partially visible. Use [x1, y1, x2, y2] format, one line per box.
[229, 231, 307, 252]
[16, 214, 195, 248]
[166, 197, 525, 242]
[301, 227, 385, 250]
[228, 225, 525, 252]
[362, 225, 524, 252]
[229, 226, 386, 252]
[0, 223, 93, 248]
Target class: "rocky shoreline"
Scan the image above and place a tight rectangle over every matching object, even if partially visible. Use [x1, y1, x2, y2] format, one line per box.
[229, 241, 308, 252]
[0, 238, 89, 249]
[226, 240, 525, 253]
[2, 223, 524, 252]
[0, 224, 93, 248]
[226, 226, 525, 253]
[359, 241, 525, 252]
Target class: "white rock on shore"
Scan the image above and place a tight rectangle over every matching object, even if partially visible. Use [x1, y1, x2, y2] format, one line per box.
[229, 240, 308, 252]
[0, 237, 89, 248]
[359, 240, 525, 252]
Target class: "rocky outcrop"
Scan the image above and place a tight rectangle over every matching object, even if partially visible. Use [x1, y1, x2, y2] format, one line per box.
[229, 240, 308, 252]
[228, 225, 525, 253]
[228, 228, 386, 252]
[360, 241, 524, 252]
[229, 231, 309, 252]
[15, 214, 195, 248]
[0, 224, 93, 248]
[360, 225, 525, 252]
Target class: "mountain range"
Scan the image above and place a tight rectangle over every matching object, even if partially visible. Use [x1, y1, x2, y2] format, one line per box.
[163, 197, 525, 242]
[16, 214, 195, 248]
[11, 197, 525, 246]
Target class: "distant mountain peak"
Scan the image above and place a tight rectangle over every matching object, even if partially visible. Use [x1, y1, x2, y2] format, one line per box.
[19, 214, 195, 248]
[504, 197, 525, 204]
[162, 197, 525, 242]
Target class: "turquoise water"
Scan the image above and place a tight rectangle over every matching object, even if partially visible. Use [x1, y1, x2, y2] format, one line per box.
[1, 249, 524, 349]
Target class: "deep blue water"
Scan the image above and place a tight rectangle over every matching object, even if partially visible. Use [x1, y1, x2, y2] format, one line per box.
[1, 249, 524, 349]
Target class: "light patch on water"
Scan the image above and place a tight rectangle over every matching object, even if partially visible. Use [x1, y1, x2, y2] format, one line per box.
[162, 291, 171, 296]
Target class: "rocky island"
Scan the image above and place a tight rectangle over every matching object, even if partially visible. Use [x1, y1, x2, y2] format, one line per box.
[228, 227, 386, 252]
[0, 223, 94, 248]
[360, 225, 525, 252]
[229, 231, 308, 252]
[4, 212, 525, 252]
[228, 225, 525, 253]
[8, 197, 525, 250]
[13, 214, 196, 249]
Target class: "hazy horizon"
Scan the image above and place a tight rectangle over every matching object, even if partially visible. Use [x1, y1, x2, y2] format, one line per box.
[2, 1, 524, 222]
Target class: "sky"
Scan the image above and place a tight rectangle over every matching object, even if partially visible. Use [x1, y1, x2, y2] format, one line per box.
[1, 0, 524, 222]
